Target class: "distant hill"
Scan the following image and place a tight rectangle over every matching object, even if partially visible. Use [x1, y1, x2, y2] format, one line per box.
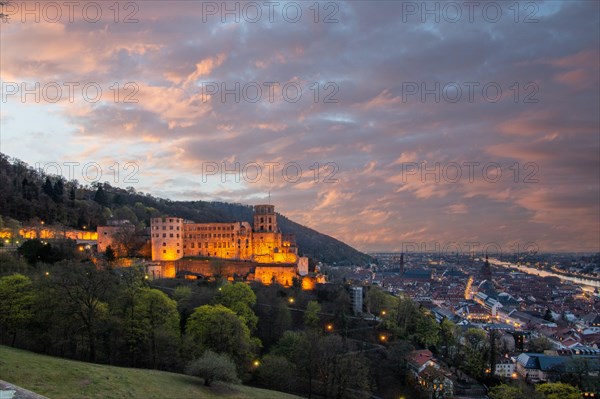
[0, 153, 372, 265]
[0, 345, 301, 399]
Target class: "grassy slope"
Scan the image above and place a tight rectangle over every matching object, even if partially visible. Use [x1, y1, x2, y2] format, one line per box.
[0, 346, 300, 399]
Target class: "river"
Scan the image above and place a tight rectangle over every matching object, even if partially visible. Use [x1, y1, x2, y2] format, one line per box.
[489, 259, 600, 291]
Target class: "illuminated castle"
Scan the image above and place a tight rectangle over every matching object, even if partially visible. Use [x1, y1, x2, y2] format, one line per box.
[150, 205, 299, 265]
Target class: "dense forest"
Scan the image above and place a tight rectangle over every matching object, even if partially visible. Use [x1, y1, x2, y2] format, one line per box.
[0, 153, 372, 265]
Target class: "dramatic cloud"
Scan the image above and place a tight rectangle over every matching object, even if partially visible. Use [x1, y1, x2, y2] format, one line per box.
[1, 0, 598, 253]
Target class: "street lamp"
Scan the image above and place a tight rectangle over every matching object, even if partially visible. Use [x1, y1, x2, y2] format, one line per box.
[326, 324, 334, 332]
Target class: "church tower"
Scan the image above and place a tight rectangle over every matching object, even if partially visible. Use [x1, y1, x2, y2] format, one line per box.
[253, 205, 278, 232]
[482, 254, 492, 282]
[399, 253, 405, 275]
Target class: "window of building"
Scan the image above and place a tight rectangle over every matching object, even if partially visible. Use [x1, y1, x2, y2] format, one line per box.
[169, 219, 173, 223]
[163, 249, 166, 253]
[177, 249, 180, 253]
[170, 233, 173, 238]
[163, 242, 166, 246]
[163, 233, 166, 238]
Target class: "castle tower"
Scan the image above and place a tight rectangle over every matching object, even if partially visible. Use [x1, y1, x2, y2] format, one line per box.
[253, 205, 277, 233]
[150, 217, 184, 261]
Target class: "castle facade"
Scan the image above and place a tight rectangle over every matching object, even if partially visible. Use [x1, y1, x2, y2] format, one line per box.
[150, 205, 299, 265]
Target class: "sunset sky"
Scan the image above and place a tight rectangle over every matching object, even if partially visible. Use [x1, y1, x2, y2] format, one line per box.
[1, 1, 598, 253]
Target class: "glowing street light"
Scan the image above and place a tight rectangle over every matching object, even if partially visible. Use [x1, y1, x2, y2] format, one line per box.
[326, 324, 334, 332]
[253, 360, 260, 367]
[288, 297, 295, 304]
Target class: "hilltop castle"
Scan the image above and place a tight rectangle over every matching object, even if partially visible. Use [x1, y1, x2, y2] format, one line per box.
[151, 204, 299, 263]
[148, 205, 313, 286]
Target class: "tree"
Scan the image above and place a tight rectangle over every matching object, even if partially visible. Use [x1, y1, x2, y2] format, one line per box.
[93, 184, 108, 206]
[536, 382, 582, 399]
[528, 336, 553, 353]
[489, 329, 501, 381]
[272, 330, 320, 397]
[386, 340, 414, 375]
[173, 285, 193, 333]
[304, 300, 321, 330]
[0, 274, 35, 345]
[365, 286, 396, 315]
[51, 262, 112, 361]
[563, 356, 593, 387]
[42, 177, 54, 197]
[462, 328, 490, 379]
[138, 288, 180, 369]
[185, 304, 256, 366]
[543, 308, 554, 322]
[488, 384, 529, 399]
[214, 282, 258, 331]
[185, 350, 240, 386]
[255, 354, 296, 391]
[412, 309, 440, 348]
[52, 178, 64, 202]
[316, 334, 371, 398]
[439, 318, 459, 362]
[105, 245, 116, 262]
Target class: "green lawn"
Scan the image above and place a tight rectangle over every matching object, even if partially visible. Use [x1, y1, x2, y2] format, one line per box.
[0, 346, 301, 399]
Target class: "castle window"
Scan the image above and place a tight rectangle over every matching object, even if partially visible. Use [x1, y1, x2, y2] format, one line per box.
[269, 225, 272, 231]
[163, 233, 166, 238]
[191, 243, 195, 248]
[169, 219, 173, 223]
[269, 217, 272, 223]
[177, 250, 180, 253]
[163, 249, 166, 253]
[163, 242, 166, 246]
[260, 217, 264, 223]
[170, 226, 173, 230]
[170, 233, 173, 238]
[162, 226, 166, 230]
[177, 234, 179, 238]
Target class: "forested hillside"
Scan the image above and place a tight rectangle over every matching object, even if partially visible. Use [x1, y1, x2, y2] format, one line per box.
[0, 154, 371, 265]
